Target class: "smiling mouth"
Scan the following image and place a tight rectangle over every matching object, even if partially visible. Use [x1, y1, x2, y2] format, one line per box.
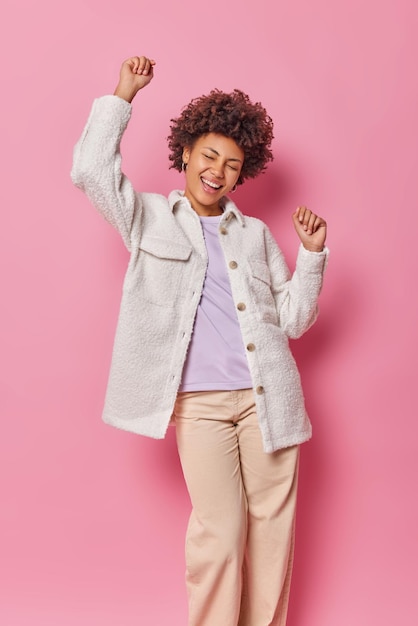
[201, 177, 222, 190]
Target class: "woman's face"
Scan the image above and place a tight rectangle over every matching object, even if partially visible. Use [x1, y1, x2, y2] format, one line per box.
[182, 133, 244, 216]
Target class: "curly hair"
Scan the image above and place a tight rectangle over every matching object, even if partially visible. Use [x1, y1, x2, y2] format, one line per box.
[167, 89, 274, 185]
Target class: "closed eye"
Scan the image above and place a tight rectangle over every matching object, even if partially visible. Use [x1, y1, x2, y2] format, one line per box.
[203, 154, 238, 170]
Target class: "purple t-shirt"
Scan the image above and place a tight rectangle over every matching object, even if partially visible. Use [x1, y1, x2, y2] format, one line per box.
[179, 215, 253, 392]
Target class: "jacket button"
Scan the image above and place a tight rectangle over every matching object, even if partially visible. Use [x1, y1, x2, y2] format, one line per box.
[246, 343, 256, 352]
[219, 227, 227, 235]
[256, 385, 265, 395]
[229, 261, 238, 269]
[237, 302, 246, 311]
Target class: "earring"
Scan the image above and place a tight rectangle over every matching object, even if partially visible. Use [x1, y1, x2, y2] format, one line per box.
[182, 162, 187, 172]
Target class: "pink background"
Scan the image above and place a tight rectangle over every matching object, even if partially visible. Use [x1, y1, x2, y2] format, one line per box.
[1, 0, 417, 624]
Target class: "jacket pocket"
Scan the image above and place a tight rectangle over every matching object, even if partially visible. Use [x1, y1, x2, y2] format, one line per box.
[248, 260, 278, 324]
[139, 235, 192, 261]
[124, 236, 192, 307]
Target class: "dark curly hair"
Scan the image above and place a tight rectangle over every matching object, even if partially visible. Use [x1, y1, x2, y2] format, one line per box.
[167, 89, 274, 185]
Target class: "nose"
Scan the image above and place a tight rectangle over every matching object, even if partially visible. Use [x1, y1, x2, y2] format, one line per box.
[210, 160, 225, 178]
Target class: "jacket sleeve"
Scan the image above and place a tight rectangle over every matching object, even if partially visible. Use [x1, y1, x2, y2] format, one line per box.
[264, 226, 329, 339]
[71, 95, 139, 250]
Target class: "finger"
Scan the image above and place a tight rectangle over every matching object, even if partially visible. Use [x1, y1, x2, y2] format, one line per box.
[293, 207, 307, 232]
[144, 58, 153, 75]
[296, 205, 310, 226]
[142, 57, 151, 75]
[128, 56, 140, 73]
[306, 212, 317, 235]
[295, 205, 305, 222]
[312, 215, 326, 234]
[301, 208, 313, 231]
[147, 59, 156, 76]
[136, 56, 145, 74]
[138, 55, 152, 75]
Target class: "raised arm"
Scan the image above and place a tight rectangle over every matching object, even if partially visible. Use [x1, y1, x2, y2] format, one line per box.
[266, 207, 328, 338]
[70, 56, 156, 249]
[292, 205, 327, 253]
[114, 55, 156, 103]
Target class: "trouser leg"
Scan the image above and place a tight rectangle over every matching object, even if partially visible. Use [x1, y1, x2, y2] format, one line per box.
[174, 391, 248, 626]
[236, 401, 299, 626]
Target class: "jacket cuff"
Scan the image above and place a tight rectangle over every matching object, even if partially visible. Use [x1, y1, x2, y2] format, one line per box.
[296, 244, 329, 274]
[88, 95, 132, 133]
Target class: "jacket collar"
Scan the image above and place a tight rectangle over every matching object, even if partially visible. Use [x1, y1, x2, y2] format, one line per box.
[168, 190, 246, 227]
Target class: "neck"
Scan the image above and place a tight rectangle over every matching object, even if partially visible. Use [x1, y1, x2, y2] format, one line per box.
[194, 207, 223, 217]
[182, 190, 224, 217]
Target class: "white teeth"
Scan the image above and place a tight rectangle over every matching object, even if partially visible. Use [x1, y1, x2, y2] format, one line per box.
[202, 177, 221, 189]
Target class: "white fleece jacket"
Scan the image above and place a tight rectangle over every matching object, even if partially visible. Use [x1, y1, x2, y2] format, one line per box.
[71, 95, 329, 453]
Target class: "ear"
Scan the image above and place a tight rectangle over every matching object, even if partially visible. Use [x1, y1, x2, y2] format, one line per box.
[182, 146, 190, 164]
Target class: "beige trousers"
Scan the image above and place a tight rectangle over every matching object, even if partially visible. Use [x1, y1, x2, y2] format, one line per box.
[173, 389, 299, 626]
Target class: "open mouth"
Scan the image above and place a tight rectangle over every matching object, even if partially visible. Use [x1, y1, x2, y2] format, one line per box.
[201, 177, 222, 190]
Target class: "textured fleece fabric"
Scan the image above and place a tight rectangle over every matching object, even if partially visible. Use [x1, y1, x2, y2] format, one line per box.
[71, 95, 329, 453]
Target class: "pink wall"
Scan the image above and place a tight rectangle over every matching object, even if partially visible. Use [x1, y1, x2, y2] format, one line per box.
[1, 0, 417, 623]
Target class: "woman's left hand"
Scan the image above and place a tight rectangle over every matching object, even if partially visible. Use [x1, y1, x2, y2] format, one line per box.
[292, 206, 327, 252]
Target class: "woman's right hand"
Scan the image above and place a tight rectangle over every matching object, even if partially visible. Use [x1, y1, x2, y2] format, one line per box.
[114, 56, 156, 103]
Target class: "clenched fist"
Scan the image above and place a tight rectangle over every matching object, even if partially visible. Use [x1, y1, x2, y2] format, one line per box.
[114, 56, 156, 103]
[292, 206, 327, 252]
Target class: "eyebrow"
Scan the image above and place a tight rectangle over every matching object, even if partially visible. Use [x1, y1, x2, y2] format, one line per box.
[202, 146, 243, 163]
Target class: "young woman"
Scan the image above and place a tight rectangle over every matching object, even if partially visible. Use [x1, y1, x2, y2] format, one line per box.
[71, 55, 328, 626]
